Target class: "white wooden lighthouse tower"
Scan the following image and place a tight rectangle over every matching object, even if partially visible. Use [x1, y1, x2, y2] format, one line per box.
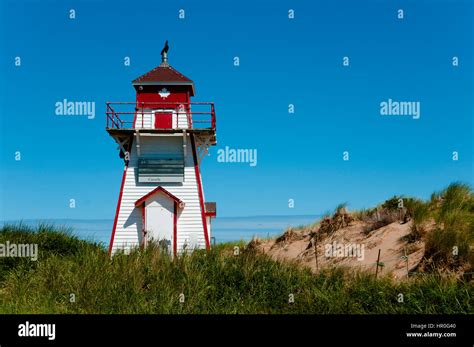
[106, 43, 216, 255]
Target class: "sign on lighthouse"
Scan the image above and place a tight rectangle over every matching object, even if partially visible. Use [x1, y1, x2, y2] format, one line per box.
[106, 41, 217, 255]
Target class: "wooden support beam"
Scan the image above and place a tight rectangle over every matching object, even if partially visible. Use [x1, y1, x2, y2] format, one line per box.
[135, 130, 141, 157]
[182, 130, 187, 159]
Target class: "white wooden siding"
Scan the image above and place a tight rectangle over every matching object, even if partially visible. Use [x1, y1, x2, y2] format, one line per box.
[177, 111, 189, 129]
[140, 136, 183, 156]
[110, 133, 206, 254]
[134, 111, 153, 129]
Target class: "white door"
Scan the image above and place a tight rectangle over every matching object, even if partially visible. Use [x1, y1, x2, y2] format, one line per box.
[145, 194, 174, 253]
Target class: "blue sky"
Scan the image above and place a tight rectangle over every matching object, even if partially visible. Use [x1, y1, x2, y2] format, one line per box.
[0, 0, 472, 220]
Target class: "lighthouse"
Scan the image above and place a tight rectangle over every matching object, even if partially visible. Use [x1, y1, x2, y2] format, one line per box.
[106, 42, 217, 255]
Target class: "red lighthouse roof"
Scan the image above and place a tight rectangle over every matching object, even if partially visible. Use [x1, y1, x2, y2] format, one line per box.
[132, 62, 195, 96]
[132, 64, 192, 84]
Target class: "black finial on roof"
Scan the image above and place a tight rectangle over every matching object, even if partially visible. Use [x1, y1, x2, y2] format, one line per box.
[160, 40, 169, 66]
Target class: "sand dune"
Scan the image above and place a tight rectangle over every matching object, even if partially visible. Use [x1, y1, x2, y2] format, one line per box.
[253, 220, 426, 279]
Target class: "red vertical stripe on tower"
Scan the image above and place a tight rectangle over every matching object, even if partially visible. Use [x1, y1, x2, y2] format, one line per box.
[173, 202, 178, 255]
[190, 134, 211, 250]
[108, 165, 128, 254]
[140, 204, 146, 248]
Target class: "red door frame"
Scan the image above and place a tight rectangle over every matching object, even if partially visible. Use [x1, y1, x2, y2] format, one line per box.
[136, 188, 182, 255]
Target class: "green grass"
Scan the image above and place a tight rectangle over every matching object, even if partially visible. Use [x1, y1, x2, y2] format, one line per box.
[404, 198, 431, 241]
[425, 183, 474, 269]
[0, 224, 472, 314]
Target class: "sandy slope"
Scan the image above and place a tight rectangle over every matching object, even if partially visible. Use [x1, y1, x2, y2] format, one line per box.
[254, 220, 425, 279]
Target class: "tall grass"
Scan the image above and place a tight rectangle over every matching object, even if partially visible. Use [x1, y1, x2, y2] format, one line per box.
[425, 183, 474, 269]
[404, 199, 431, 241]
[0, 224, 472, 314]
[0, 223, 101, 282]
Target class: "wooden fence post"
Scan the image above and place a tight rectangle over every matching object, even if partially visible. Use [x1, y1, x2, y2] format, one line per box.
[404, 248, 409, 278]
[375, 249, 381, 279]
[314, 236, 319, 272]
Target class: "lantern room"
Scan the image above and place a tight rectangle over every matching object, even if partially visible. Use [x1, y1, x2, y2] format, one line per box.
[132, 58, 195, 129]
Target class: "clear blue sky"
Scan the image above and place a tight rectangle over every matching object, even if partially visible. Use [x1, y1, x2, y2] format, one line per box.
[0, 0, 472, 220]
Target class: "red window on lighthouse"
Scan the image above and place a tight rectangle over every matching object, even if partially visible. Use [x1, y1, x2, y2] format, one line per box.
[154, 112, 173, 129]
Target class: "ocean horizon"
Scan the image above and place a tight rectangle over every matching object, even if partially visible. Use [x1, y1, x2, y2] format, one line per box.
[1, 215, 321, 247]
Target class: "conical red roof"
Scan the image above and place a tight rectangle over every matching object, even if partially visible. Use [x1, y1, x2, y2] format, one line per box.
[132, 63, 195, 95]
[132, 63, 192, 84]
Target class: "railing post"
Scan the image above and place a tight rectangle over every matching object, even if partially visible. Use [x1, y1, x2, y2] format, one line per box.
[108, 103, 112, 128]
[187, 102, 192, 129]
[211, 103, 216, 129]
[141, 102, 144, 129]
[177, 103, 183, 129]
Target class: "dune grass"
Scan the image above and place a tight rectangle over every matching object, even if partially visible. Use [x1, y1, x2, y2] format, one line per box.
[352, 183, 473, 272]
[425, 182, 474, 268]
[0, 224, 472, 314]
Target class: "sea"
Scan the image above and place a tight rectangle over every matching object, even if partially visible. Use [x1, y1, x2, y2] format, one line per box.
[1, 215, 320, 247]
